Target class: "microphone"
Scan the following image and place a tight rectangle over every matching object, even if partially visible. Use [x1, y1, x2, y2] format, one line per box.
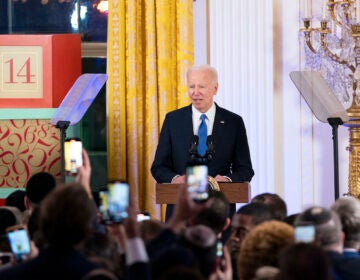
[205, 135, 215, 162]
[189, 135, 199, 161]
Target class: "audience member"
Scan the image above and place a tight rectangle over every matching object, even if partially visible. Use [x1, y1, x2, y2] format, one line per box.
[139, 219, 164, 244]
[80, 231, 124, 279]
[159, 265, 205, 280]
[0, 206, 23, 236]
[251, 192, 287, 221]
[227, 202, 274, 280]
[283, 213, 299, 226]
[81, 268, 119, 280]
[190, 189, 231, 242]
[294, 206, 360, 280]
[237, 220, 294, 280]
[0, 206, 23, 254]
[331, 196, 360, 257]
[24, 171, 56, 213]
[276, 242, 333, 280]
[5, 190, 26, 213]
[0, 183, 100, 279]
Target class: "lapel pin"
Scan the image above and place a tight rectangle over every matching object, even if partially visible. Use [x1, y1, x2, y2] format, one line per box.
[220, 121, 225, 124]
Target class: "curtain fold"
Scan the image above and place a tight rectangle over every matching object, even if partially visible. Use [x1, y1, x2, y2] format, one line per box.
[107, 0, 194, 219]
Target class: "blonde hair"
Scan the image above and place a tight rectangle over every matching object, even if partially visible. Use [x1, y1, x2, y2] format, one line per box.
[237, 220, 294, 280]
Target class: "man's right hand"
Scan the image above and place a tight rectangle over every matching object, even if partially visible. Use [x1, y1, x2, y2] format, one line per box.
[171, 175, 186, 184]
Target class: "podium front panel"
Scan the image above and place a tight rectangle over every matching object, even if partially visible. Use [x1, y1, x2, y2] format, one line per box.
[156, 182, 251, 204]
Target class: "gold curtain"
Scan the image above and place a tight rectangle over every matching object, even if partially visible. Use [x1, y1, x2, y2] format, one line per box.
[107, 0, 194, 218]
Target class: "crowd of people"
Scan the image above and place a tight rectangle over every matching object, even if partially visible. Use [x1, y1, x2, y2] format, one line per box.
[0, 149, 358, 280]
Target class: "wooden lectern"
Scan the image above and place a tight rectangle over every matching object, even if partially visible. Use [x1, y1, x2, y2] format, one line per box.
[156, 182, 251, 204]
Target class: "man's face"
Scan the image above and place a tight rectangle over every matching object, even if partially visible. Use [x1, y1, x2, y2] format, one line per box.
[187, 69, 218, 113]
[227, 214, 255, 256]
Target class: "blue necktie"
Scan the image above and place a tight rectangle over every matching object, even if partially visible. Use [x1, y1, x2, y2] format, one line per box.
[198, 114, 207, 156]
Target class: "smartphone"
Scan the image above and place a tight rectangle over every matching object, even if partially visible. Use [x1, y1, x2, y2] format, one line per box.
[64, 137, 83, 174]
[186, 165, 209, 202]
[294, 225, 316, 243]
[137, 211, 151, 222]
[6, 225, 31, 262]
[215, 240, 224, 270]
[98, 180, 129, 224]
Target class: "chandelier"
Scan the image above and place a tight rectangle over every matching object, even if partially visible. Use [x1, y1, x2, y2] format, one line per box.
[300, 0, 360, 198]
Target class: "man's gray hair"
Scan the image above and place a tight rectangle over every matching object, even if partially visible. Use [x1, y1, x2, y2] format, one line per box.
[331, 196, 360, 248]
[294, 206, 342, 247]
[186, 64, 218, 84]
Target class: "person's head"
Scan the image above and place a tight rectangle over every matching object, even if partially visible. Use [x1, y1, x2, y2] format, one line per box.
[80, 231, 125, 278]
[331, 196, 360, 250]
[178, 224, 217, 278]
[39, 182, 97, 248]
[139, 219, 165, 243]
[0, 206, 23, 252]
[5, 189, 26, 212]
[251, 192, 288, 221]
[0, 206, 23, 236]
[151, 245, 198, 279]
[294, 206, 343, 253]
[191, 190, 231, 237]
[228, 202, 274, 257]
[25, 171, 57, 210]
[186, 64, 218, 113]
[277, 243, 333, 280]
[237, 220, 294, 280]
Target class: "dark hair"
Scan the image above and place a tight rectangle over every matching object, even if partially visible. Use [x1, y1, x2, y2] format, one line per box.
[237, 202, 274, 225]
[5, 190, 26, 212]
[251, 193, 287, 221]
[283, 213, 300, 226]
[40, 183, 97, 248]
[194, 190, 230, 234]
[277, 243, 333, 280]
[26, 172, 56, 205]
[0, 207, 22, 235]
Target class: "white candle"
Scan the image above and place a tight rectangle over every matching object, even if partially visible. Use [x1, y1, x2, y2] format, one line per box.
[357, 0, 360, 23]
[304, 0, 309, 18]
[322, 0, 327, 19]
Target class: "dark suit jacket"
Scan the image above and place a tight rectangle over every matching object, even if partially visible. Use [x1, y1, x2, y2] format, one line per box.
[328, 250, 360, 280]
[151, 104, 254, 183]
[0, 247, 98, 280]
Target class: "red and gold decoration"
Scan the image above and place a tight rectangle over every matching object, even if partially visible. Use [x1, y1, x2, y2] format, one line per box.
[0, 119, 61, 188]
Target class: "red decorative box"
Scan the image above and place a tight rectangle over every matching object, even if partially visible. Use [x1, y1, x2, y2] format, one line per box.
[0, 34, 81, 108]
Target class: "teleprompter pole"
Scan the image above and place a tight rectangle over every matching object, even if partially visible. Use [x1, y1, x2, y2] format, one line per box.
[327, 117, 343, 200]
[56, 120, 70, 183]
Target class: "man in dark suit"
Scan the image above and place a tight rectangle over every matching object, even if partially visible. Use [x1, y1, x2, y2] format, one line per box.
[151, 64, 254, 220]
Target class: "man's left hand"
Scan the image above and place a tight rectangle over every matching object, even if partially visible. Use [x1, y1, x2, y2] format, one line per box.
[214, 175, 231, 182]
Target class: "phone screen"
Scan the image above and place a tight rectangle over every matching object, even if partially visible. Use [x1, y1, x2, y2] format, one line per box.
[294, 225, 316, 243]
[186, 165, 209, 202]
[137, 212, 151, 222]
[64, 138, 83, 174]
[215, 240, 224, 270]
[7, 226, 31, 262]
[98, 181, 129, 224]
